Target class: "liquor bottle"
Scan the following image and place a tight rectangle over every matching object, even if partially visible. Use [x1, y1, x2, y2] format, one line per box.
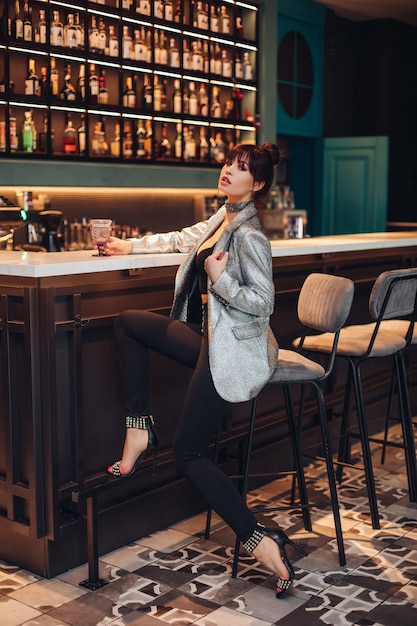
[214, 43, 222, 75]
[89, 15, 100, 54]
[196, 2, 208, 29]
[142, 74, 153, 110]
[210, 5, 219, 32]
[145, 28, 152, 63]
[144, 119, 153, 158]
[198, 83, 208, 116]
[188, 81, 198, 116]
[212, 131, 225, 162]
[172, 79, 182, 113]
[63, 114, 77, 154]
[154, 29, 161, 64]
[220, 5, 231, 34]
[38, 8, 46, 44]
[210, 86, 221, 118]
[97, 17, 107, 54]
[136, 0, 151, 15]
[234, 53, 243, 80]
[78, 64, 86, 100]
[110, 123, 121, 157]
[133, 28, 146, 61]
[21, 109, 36, 152]
[191, 40, 203, 72]
[164, 0, 173, 21]
[75, 12, 84, 49]
[184, 126, 196, 161]
[198, 125, 209, 162]
[182, 40, 190, 71]
[203, 41, 209, 73]
[158, 123, 171, 158]
[12, 0, 23, 39]
[169, 38, 180, 68]
[9, 109, 18, 152]
[122, 25, 132, 59]
[221, 49, 233, 78]
[38, 112, 49, 153]
[40, 66, 49, 98]
[159, 31, 168, 65]
[182, 83, 189, 114]
[122, 120, 133, 158]
[154, 0, 164, 20]
[243, 51, 253, 81]
[190, 0, 197, 27]
[160, 79, 168, 111]
[235, 16, 244, 39]
[25, 58, 40, 96]
[123, 76, 136, 108]
[60, 64, 77, 101]
[174, 122, 182, 158]
[230, 83, 242, 120]
[98, 69, 109, 105]
[23, 1, 32, 42]
[78, 114, 86, 155]
[89, 63, 99, 103]
[153, 75, 162, 111]
[50, 10, 64, 46]
[108, 25, 119, 57]
[50, 57, 59, 97]
[91, 120, 108, 155]
[136, 119, 146, 158]
[174, 0, 181, 23]
[64, 14, 78, 48]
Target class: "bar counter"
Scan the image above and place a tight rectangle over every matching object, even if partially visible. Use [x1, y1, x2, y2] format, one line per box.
[0, 230, 416, 277]
[0, 231, 416, 578]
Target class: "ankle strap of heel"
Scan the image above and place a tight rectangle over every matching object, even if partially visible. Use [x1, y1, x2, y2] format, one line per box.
[125, 415, 154, 430]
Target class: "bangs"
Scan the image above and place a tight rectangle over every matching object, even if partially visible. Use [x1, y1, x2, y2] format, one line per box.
[226, 145, 253, 167]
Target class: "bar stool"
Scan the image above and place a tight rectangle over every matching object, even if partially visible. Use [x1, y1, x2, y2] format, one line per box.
[379, 321, 417, 464]
[296, 267, 417, 530]
[206, 272, 355, 573]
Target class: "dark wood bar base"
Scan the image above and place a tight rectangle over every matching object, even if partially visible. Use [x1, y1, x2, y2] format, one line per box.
[1, 244, 416, 577]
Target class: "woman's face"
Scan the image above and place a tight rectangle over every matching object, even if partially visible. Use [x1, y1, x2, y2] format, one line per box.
[218, 156, 264, 203]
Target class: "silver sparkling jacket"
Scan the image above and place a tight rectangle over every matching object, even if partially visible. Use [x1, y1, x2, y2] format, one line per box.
[131, 202, 278, 402]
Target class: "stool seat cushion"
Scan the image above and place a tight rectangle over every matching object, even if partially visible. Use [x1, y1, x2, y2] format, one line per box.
[269, 348, 325, 383]
[379, 320, 417, 344]
[296, 325, 407, 357]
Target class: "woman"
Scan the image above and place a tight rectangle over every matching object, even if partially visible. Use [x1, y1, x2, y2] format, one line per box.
[103, 142, 306, 597]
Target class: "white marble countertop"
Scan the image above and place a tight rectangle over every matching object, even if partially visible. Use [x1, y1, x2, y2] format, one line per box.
[0, 231, 416, 278]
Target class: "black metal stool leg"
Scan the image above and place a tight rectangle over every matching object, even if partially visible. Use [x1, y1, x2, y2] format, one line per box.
[396, 353, 417, 501]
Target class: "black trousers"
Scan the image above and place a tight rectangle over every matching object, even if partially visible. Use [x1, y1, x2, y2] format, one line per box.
[113, 309, 257, 543]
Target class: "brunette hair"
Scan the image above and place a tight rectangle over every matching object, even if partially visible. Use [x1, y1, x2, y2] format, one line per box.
[225, 142, 281, 208]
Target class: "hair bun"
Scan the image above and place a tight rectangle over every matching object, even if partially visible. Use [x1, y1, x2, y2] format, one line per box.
[260, 142, 281, 168]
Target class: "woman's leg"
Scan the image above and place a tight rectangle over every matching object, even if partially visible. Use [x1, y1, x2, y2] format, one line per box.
[172, 333, 258, 544]
[172, 335, 295, 587]
[112, 310, 202, 474]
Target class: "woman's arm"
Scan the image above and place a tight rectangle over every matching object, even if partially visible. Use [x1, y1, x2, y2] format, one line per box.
[104, 208, 226, 255]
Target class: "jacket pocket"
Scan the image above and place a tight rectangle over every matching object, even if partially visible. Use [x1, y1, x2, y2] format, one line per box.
[232, 322, 262, 340]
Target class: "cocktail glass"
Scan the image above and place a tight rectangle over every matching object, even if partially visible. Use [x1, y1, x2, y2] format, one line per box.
[90, 219, 112, 256]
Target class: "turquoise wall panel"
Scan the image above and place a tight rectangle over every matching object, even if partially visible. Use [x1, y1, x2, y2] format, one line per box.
[277, 0, 325, 137]
[321, 136, 389, 234]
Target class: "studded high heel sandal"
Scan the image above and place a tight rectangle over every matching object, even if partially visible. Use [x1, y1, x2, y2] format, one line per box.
[243, 524, 307, 598]
[107, 415, 159, 477]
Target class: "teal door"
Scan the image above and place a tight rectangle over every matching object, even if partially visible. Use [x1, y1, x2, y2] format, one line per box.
[320, 136, 389, 235]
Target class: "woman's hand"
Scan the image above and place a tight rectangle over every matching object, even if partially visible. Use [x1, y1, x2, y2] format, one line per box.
[102, 237, 133, 256]
[205, 250, 228, 283]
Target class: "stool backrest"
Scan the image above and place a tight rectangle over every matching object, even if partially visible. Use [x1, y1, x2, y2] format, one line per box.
[369, 268, 417, 321]
[298, 273, 355, 333]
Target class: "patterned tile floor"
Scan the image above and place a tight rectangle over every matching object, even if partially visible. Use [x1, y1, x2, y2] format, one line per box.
[1, 427, 417, 626]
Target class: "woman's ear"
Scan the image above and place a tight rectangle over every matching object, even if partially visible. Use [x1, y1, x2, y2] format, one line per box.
[253, 180, 265, 192]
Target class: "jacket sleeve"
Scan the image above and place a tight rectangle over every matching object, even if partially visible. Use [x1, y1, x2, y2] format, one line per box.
[209, 229, 275, 317]
[130, 209, 224, 254]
